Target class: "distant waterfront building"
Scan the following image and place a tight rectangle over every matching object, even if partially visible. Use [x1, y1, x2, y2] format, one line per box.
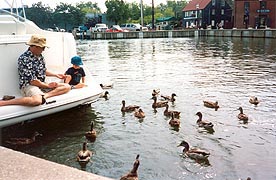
[234, 0, 276, 29]
[182, 0, 233, 29]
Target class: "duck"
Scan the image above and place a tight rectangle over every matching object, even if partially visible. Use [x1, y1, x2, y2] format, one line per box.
[77, 142, 93, 167]
[203, 100, 219, 110]
[169, 112, 181, 128]
[5, 131, 42, 145]
[163, 104, 181, 119]
[249, 96, 259, 105]
[121, 100, 140, 112]
[134, 108, 145, 118]
[100, 91, 110, 100]
[152, 96, 168, 108]
[100, 83, 113, 89]
[177, 140, 210, 161]
[237, 107, 248, 121]
[161, 93, 177, 102]
[152, 89, 160, 97]
[85, 122, 97, 142]
[196, 112, 214, 129]
[120, 154, 140, 180]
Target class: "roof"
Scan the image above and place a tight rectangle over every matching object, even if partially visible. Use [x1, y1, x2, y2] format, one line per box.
[183, 0, 211, 11]
[156, 16, 176, 22]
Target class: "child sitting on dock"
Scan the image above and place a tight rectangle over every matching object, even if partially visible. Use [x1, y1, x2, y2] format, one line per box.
[64, 56, 86, 89]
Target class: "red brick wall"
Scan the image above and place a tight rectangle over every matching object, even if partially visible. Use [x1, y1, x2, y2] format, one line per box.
[234, 0, 275, 28]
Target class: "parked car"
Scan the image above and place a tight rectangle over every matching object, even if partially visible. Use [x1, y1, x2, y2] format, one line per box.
[91, 24, 108, 32]
[120, 23, 141, 31]
[106, 25, 128, 32]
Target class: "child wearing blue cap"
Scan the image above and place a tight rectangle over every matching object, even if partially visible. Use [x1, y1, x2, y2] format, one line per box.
[64, 56, 86, 89]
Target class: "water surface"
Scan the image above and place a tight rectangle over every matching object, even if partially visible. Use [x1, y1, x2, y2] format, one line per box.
[3, 37, 276, 180]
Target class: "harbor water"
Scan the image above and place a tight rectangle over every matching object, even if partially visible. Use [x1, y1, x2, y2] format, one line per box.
[2, 37, 276, 180]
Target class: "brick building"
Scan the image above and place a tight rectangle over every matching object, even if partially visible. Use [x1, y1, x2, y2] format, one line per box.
[234, 0, 276, 29]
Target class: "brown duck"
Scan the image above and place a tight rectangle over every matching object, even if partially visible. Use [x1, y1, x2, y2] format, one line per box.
[196, 112, 214, 129]
[134, 108, 145, 118]
[249, 96, 259, 105]
[5, 131, 42, 145]
[203, 100, 219, 110]
[152, 96, 168, 108]
[121, 100, 140, 112]
[120, 154, 140, 180]
[85, 122, 97, 142]
[163, 104, 181, 118]
[237, 107, 248, 121]
[77, 142, 93, 167]
[177, 140, 210, 161]
[161, 93, 177, 102]
[169, 113, 180, 128]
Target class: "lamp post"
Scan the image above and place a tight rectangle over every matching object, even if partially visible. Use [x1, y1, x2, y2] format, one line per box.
[152, 0, 154, 30]
[140, 0, 143, 27]
[196, 3, 199, 28]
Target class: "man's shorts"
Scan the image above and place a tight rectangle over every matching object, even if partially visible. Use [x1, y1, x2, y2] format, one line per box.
[20, 85, 53, 97]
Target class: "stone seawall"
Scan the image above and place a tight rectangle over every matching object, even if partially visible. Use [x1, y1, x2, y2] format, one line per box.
[74, 29, 276, 40]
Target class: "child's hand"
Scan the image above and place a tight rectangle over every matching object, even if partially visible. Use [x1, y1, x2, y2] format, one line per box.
[56, 74, 66, 79]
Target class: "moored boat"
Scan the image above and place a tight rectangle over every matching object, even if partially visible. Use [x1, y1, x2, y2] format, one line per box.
[0, 1, 103, 128]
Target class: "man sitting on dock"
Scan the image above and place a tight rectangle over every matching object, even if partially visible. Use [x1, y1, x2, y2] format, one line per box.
[0, 35, 71, 107]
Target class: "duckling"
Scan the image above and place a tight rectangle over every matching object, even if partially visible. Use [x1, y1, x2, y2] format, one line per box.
[249, 96, 259, 105]
[164, 104, 181, 119]
[152, 96, 168, 108]
[100, 91, 110, 100]
[5, 131, 42, 145]
[203, 100, 219, 110]
[85, 122, 97, 142]
[161, 93, 177, 102]
[121, 100, 140, 112]
[237, 107, 248, 121]
[169, 113, 180, 128]
[77, 142, 93, 167]
[196, 112, 214, 129]
[100, 83, 113, 89]
[152, 89, 160, 97]
[120, 154, 140, 180]
[177, 140, 210, 161]
[134, 108, 145, 118]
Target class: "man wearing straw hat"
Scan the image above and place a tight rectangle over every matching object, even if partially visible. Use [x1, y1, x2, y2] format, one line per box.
[0, 34, 71, 106]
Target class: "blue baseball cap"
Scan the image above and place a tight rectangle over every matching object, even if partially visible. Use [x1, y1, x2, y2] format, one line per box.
[71, 56, 83, 66]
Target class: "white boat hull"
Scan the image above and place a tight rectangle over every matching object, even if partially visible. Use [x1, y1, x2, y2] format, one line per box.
[0, 9, 103, 128]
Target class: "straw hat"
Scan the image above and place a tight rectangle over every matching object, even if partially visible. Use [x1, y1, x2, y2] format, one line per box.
[26, 35, 49, 48]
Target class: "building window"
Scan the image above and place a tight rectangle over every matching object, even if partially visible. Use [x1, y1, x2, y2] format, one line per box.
[221, 9, 224, 15]
[212, 9, 215, 15]
[260, 1, 266, 9]
[244, 2, 249, 15]
[212, 0, 215, 6]
[221, 0, 225, 7]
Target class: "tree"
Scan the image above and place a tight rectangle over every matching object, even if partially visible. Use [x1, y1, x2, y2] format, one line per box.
[105, 0, 129, 24]
[25, 2, 53, 29]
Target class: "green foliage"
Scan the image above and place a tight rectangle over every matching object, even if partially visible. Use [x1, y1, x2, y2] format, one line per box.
[105, 0, 129, 24]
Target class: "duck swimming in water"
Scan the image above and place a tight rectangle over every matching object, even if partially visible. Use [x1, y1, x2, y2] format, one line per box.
[100, 91, 110, 100]
[120, 154, 140, 180]
[134, 108, 145, 118]
[177, 140, 210, 161]
[169, 112, 181, 128]
[85, 122, 97, 142]
[237, 107, 248, 121]
[163, 104, 181, 118]
[196, 112, 214, 129]
[203, 100, 219, 110]
[152, 89, 160, 97]
[249, 96, 259, 105]
[77, 142, 93, 167]
[121, 100, 140, 112]
[152, 96, 168, 108]
[5, 131, 42, 146]
[161, 93, 177, 102]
